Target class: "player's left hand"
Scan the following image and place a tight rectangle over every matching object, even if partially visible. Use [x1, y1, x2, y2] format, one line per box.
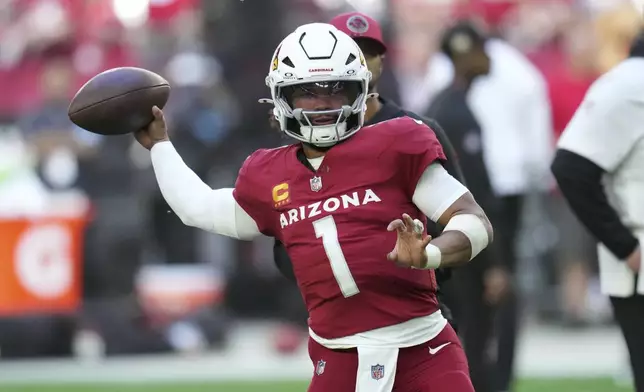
[387, 213, 433, 268]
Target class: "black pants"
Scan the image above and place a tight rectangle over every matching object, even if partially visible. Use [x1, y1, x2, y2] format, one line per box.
[611, 295, 644, 392]
[441, 250, 496, 392]
[494, 195, 523, 392]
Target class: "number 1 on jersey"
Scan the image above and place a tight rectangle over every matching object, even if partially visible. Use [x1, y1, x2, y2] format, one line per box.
[313, 216, 360, 298]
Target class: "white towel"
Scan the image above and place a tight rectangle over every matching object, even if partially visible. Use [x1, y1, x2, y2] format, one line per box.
[355, 346, 399, 392]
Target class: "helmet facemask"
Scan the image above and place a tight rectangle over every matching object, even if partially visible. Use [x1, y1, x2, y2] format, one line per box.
[273, 79, 368, 148]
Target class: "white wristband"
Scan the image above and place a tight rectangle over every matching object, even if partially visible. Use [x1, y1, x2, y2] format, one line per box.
[424, 243, 442, 269]
[409, 217, 442, 270]
[416, 243, 442, 270]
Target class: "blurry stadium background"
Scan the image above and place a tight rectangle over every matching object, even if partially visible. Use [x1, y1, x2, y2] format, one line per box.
[0, 0, 643, 391]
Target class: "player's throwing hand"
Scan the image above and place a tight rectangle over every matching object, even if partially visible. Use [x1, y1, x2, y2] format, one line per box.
[134, 106, 170, 150]
[387, 213, 433, 268]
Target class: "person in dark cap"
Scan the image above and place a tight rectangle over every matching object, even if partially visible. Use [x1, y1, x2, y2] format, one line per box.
[426, 20, 509, 392]
[270, 11, 466, 345]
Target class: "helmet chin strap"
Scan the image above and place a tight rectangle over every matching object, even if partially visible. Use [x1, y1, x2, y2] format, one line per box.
[292, 105, 353, 147]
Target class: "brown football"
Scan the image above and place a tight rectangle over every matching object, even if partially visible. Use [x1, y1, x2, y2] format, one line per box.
[68, 67, 170, 135]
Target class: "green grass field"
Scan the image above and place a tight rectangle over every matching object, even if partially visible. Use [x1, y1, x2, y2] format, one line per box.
[0, 379, 633, 392]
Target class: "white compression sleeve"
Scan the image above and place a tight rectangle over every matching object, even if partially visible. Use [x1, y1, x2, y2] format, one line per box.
[150, 141, 261, 240]
[412, 163, 468, 222]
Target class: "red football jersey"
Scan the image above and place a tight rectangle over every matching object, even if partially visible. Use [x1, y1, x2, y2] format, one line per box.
[233, 117, 446, 339]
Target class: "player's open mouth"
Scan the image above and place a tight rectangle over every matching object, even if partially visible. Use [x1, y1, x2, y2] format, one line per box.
[310, 115, 337, 125]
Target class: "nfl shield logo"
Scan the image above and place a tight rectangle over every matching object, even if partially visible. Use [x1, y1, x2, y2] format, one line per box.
[371, 364, 385, 381]
[315, 359, 326, 376]
[310, 176, 323, 192]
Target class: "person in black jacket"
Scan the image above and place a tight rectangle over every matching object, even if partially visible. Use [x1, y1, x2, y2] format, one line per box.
[426, 21, 509, 392]
[270, 12, 466, 336]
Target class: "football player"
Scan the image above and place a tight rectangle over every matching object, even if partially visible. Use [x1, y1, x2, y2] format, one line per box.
[270, 11, 465, 340]
[137, 23, 492, 392]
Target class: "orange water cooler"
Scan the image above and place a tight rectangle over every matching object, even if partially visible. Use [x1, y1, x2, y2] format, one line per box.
[0, 207, 88, 316]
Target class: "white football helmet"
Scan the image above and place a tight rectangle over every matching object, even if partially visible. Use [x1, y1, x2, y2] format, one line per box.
[264, 23, 372, 147]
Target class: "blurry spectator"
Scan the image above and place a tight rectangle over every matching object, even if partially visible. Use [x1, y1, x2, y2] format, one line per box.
[0, 122, 49, 214]
[390, 0, 453, 114]
[0, 0, 136, 116]
[0, 0, 74, 115]
[148, 0, 200, 25]
[540, 15, 599, 326]
[424, 20, 554, 392]
[426, 21, 506, 392]
[19, 57, 102, 191]
[594, 2, 641, 74]
[541, 16, 597, 140]
[465, 0, 519, 31]
[469, 35, 553, 392]
[494, 0, 572, 53]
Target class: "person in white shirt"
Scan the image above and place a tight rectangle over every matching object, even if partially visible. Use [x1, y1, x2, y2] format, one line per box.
[414, 36, 554, 196]
[552, 32, 644, 392]
[420, 26, 553, 392]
